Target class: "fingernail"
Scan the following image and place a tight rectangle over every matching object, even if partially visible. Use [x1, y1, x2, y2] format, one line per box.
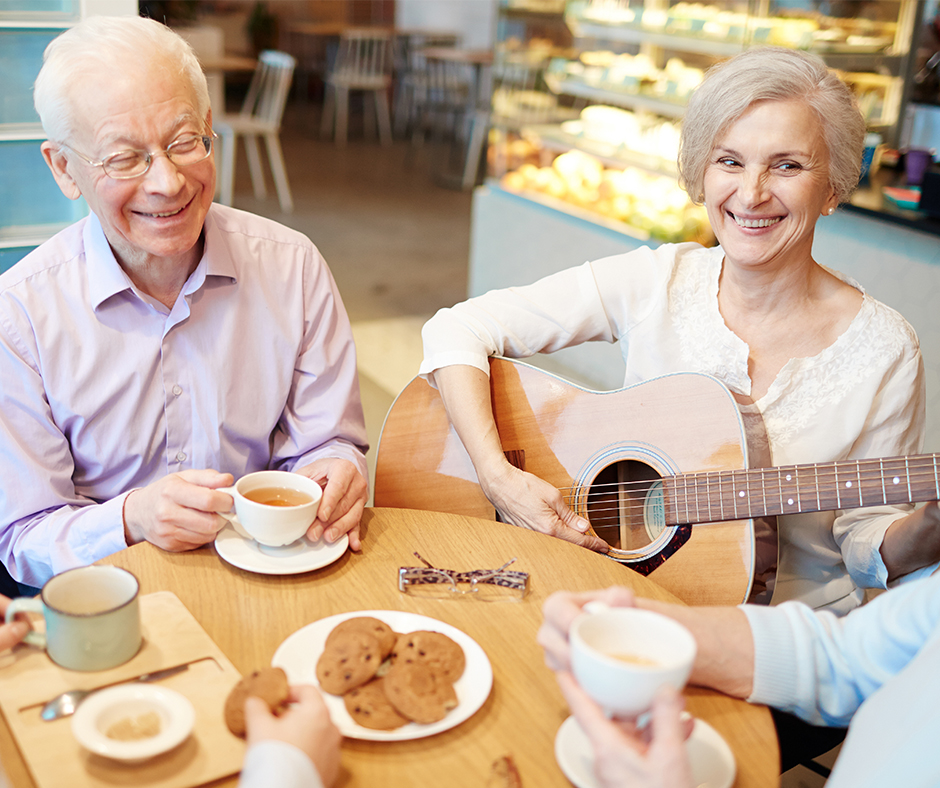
[575, 519, 589, 533]
[310, 525, 324, 542]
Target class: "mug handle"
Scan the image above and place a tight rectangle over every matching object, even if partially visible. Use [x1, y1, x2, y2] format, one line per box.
[5, 597, 45, 648]
[216, 487, 251, 539]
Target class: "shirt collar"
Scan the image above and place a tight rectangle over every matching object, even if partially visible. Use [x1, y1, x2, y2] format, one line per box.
[201, 204, 238, 282]
[84, 206, 236, 310]
[84, 213, 136, 310]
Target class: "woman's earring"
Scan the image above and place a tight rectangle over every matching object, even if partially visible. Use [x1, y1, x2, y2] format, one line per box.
[827, 207, 835, 215]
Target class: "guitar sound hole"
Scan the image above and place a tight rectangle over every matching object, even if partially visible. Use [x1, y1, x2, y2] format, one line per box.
[587, 461, 663, 551]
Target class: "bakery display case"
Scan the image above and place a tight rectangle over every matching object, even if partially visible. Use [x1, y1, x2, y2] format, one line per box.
[485, 0, 924, 243]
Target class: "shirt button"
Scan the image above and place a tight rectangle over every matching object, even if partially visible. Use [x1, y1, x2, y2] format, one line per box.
[172, 385, 183, 397]
[175, 451, 187, 463]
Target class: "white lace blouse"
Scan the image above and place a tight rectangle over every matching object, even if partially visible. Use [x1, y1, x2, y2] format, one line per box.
[420, 243, 928, 613]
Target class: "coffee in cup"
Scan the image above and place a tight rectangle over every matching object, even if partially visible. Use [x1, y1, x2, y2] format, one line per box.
[220, 470, 322, 547]
[4, 565, 141, 672]
[570, 605, 696, 718]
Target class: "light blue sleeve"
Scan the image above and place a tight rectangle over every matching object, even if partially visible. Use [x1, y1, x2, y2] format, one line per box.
[238, 740, 324, 788]
[743, 572, 940, 725]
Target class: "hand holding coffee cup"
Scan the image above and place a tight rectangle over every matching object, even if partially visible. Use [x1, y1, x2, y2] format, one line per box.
[4, 566, 141, 672]
[221, 470, 323, 547]
[570, 604, 696, 719]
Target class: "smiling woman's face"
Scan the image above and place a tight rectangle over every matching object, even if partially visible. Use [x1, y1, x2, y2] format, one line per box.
[47, 56, 215, 274]
[703, 98, 837, 273]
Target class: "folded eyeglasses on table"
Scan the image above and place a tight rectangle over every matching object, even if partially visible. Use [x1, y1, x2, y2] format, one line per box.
[398, 552, 529, 600]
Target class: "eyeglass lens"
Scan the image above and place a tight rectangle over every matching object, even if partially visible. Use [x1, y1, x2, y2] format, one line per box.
[103, 135, 213, 178]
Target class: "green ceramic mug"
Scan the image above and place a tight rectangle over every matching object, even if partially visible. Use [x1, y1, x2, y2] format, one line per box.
[5, 565, 141, 672]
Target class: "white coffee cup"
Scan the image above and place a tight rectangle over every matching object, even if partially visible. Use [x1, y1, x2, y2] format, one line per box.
[4, 565, 141, 672]
[220, 470, 322, 547]
[570, 605, 696, 718]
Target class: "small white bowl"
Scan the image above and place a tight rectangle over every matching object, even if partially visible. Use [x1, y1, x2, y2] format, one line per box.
[71, 684, 195, 763]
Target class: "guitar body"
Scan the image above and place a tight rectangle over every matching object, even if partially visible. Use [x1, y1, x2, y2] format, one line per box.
[374, 358, 760, 606]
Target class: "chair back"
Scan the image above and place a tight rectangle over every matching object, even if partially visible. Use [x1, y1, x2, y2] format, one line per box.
[423, 55, 471, 112]
[399, 31, 460, 75]
[239, 50, 296, 128]
[490, 54, 561, 125]
[330, 28, 392, 88]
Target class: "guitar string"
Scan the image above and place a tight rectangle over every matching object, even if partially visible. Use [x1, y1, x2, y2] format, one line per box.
[549, 463, 940, 526]
[554, 464, 940, 497]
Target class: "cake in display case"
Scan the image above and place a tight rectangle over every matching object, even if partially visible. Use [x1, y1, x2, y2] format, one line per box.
[487, 0, 923, 242]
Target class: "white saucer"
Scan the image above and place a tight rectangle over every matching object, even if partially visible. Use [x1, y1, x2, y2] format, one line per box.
[554, 715, 735, 788]
[214, 520, 348, 575]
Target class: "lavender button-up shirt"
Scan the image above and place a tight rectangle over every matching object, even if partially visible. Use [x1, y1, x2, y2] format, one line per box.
[0, 204, 367, 586]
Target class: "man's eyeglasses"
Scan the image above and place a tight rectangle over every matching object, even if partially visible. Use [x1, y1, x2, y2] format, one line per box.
[59, 132, 217, 180]
[398, 552, 529, 602]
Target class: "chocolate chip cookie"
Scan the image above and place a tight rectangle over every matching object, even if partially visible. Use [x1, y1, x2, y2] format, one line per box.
[383, 661, 458, 724]
[316, 629, 383, 695]
[343, 677, 410, 730]
[391, 630, 466, 682]
[224, 666, 291, 737]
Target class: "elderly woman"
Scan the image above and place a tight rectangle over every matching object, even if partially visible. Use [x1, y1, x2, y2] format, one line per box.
[420, 47, 938, 616]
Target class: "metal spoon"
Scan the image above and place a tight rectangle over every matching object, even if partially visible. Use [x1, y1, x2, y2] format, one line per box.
[40, 663, 190, 721]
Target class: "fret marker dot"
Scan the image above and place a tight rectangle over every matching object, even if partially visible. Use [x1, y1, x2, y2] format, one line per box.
[786, 474, 792, 481]
[787, 498, 794, 505]
[738, 490, 745, 498]
[893, 477, 900, 485]
[845, 481, 852, 488]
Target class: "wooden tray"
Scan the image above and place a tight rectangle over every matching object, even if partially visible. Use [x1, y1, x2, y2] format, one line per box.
[0, 591, 245, 788]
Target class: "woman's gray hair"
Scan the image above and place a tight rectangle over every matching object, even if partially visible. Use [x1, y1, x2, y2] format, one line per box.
[33, 15, 210, 145]
[678, 46, 866, 205]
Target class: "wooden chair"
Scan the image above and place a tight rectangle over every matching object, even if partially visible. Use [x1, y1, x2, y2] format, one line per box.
[320, 28, 393, 147]
[392, 31, 461, 138]
[215, 50, 296, 213]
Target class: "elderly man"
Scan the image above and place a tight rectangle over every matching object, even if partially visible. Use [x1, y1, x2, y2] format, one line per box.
[0, 15, 368, 588]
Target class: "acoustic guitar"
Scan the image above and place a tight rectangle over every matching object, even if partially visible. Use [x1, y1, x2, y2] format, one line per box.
[374, 357, 938, 606]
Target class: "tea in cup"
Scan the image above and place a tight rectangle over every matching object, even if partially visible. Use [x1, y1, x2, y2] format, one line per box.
[221, 470, 322, 547]
[4, 565, 141, 672]
[570, 605, 696, 718]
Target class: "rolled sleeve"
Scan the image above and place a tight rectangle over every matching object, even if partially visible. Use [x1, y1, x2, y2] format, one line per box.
[834, 349, 929, 590]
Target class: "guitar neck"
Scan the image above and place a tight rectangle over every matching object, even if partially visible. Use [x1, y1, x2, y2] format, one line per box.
[664, 454, 940, 525]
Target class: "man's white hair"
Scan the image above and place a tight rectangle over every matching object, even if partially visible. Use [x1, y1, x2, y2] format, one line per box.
[33, 15, 210, 144]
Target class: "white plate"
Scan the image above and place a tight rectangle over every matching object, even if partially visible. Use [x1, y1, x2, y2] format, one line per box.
[554, 714, 735, 788]
[214, 520, 347, 575]
[71, 684, 195, 763]
[272, 610, 493, 741]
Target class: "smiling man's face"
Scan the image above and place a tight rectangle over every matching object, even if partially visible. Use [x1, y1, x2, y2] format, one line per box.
[44, 54, 215, 275]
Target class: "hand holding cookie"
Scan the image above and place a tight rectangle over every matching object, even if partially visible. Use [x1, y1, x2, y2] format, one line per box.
[224, 667, 291, 738]
[245, 684, 342, 788]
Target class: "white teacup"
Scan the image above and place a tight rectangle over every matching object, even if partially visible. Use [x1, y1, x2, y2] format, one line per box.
[570, 605, 696, 718]
[4, 565, 141, 672]
[221, 470, 322, 547]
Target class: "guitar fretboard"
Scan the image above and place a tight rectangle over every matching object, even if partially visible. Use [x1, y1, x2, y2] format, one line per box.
[663, 454, 940, 525]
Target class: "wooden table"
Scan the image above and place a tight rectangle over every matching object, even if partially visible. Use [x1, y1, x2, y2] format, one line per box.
[0, 509, 778, 787]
